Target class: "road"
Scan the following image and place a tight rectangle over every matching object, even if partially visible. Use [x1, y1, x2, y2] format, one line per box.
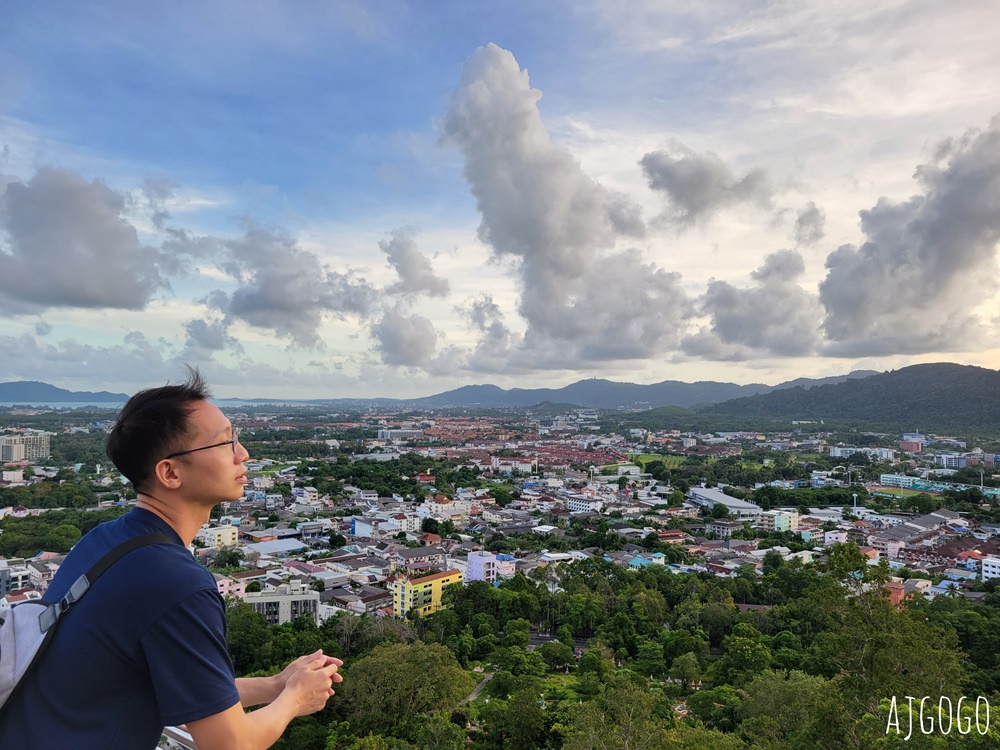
[461, 672, 495, 705]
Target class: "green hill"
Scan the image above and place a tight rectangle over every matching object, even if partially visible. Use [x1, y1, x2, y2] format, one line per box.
[701, 363, 1000, 430]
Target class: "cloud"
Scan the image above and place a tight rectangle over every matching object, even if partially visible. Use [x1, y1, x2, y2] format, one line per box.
[682, 249, 821, 359]
[639, 143, 772, 224]
[206, 224, 377, 347]
[819, 115, 1000, 356]
[794, 202, 825, 245]
[441, 43, 690, 369]
[0, 167, 164, 314]
[456, 295, 526, 374]
[0, 330, 359, 396]
[371, 303, 438, 367]
[185, 318, 230, 351]
[0, 332, 172, 387]
[379, 232, 450, 297]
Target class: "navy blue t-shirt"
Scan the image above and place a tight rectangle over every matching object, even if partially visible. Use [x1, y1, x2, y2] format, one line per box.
[0, 507, 241, 749]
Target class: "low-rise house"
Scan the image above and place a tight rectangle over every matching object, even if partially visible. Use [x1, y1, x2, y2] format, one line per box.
[213, 573, 246, 598]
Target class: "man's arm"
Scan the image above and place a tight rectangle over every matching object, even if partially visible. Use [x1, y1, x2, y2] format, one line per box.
[186, 653, 342, 750]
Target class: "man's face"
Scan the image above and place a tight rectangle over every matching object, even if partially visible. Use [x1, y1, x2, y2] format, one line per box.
[171, 400, 250, 506]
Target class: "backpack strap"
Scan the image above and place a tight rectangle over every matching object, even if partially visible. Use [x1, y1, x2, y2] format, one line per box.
[38, 532, 175, 633]
[1, 532, 179, 716]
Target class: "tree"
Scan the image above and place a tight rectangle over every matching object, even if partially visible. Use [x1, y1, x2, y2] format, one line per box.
[630, 638, 666, 677]
[413, 712, 465, 750]
[43, 523, 82, 552]
[563, 674, 670, 750]
[538, 640, 575, 671]
[225, 600, 272, 674]
[213, 546, 245, 569]
[669, 652, 700, 691]
[687, 685, 743, 732]
[341, 642, 475, 736]
[738, 670, 837, 743]
[660, 725, 747, 749]
[506, 688, 546, 750]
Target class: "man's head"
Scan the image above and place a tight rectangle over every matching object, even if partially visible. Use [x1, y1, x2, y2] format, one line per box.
[106, 369, 214, 494]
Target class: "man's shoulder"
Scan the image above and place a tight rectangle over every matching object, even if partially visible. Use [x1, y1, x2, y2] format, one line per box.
[53, 518, 211, 603]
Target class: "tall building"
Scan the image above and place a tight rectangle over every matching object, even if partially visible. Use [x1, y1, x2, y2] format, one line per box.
[0, 439, 25, 463]
[391, 569, 463, 618]
[0, 432, 51, 462]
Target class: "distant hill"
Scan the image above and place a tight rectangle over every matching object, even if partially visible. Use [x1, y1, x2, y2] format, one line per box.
[702, 363, 1000, 430]
[0, 381, 129, 403]
[0, 371, 878, 410]
[411, 371, 877, 409]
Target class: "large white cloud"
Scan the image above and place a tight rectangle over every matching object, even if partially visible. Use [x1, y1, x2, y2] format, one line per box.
[682, 249, 822, 360]
[371, 303, 439, 368]
[819, 116, 1000, 356]
[441, 43, 691, 369]
[203, 224, 378, 348]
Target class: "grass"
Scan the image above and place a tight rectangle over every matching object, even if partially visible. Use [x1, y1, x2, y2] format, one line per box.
[628, 454, 686, 469]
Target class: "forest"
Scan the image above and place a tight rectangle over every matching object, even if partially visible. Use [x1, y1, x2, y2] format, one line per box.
[221, 546, 1000, 750]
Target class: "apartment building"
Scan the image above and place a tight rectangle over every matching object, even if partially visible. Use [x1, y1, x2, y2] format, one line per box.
[391, 568, 463, 618]
[466, 550, 497, 583]
[244, 580, 319, 625]
[0, 432, 51, 462]
[756, 509, 800, 532]
[203, 525, 238, 550]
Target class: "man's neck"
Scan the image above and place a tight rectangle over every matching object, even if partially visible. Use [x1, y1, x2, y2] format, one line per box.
[134, 493, 209, 546]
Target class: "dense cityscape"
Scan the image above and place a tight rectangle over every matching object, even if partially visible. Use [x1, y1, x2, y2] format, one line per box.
[4, 388, 1000, 748]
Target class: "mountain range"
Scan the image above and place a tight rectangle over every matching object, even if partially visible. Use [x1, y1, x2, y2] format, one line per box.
[404, 371, 878, 409]
[3, 364, 996, 431]
[0, 381, 129, 403]
[0, 371, 877, 409]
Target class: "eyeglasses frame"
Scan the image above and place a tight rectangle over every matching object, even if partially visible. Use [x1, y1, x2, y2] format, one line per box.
[164, 430, 241, 460]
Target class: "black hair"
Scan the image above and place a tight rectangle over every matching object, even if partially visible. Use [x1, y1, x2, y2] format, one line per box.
[106, 367, 212, 493]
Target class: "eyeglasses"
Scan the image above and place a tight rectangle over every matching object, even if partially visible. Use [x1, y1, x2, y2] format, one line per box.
[164, 429, 241, 459]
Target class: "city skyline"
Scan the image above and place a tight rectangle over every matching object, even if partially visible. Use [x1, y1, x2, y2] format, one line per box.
[2, 2, 999, 398]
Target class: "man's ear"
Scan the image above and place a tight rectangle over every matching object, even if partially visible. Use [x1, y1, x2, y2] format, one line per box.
[154, 458, 184, 490]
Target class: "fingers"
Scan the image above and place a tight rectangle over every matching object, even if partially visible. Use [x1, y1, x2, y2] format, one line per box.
[321, 663, 344, 683]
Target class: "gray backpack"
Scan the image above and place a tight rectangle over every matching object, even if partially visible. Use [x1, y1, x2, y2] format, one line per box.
[0, 532, 172, 711]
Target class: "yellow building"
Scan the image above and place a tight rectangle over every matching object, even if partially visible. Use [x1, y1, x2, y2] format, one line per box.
[392, 568, 463, 618]
[204, 525, 239, 550]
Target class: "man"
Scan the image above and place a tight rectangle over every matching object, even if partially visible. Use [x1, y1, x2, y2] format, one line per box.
[0, 370, 342, 748]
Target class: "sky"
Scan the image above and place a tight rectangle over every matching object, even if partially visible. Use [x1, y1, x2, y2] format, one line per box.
[1, 1, 999, 399]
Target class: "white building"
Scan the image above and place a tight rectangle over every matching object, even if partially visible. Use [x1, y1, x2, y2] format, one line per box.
[688, 487, 761, 522]
[466, 550, 498, 583]
[567, 495, 604, 513]
[244, 580, 320, 625]
[0, 432, 51, 461]
[829, 446, 895, 462]
[756, 509, 800, 532]
[981, 556, 1000, 582]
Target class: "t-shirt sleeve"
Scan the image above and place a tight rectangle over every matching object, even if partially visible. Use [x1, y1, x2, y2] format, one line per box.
[138, 589, 242, 727]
